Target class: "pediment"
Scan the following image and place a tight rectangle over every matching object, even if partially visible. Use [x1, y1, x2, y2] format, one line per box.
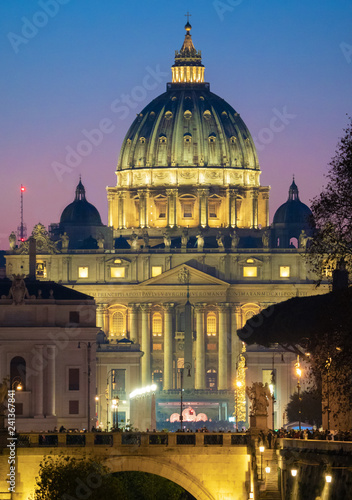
[142, 264, 229, 286]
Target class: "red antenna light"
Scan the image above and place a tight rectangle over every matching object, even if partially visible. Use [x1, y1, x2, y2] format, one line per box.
[20, 186, 25, 192]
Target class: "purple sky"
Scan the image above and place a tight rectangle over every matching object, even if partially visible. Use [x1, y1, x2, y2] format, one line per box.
[1, 0, 351, 250]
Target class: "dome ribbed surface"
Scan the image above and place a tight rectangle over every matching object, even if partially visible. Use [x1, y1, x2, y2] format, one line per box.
[117, 86, 259, 171]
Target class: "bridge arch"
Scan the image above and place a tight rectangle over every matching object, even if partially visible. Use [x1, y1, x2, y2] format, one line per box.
[105, 456, 215, 500]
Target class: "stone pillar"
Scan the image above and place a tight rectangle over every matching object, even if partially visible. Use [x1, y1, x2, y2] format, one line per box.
[140, 303, 152, 386]
[107, 192, 114, 227]
[231, 305, 242, 379]
[129, 304, 139, 343]
[138, 189, 146, 228]
[163, 303, 174, 390]
[34, 345, 44, 417]
[195, 304, 206, 389]
[198, 188, 209, 227]
[166, 189, 177, 228]
[251, 189, 259, 229]
[117, 192, 126, 229]
[96, 304, 104, 330]
[47, 345, 56, 416]
[102, 304, 109, 335]
[263, 191, 270, 228]
[218, 303, 229, 390]
[228, 189, 238, 228]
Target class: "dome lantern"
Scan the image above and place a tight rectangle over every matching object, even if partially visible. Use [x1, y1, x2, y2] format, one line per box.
[172, 19, 205, 84]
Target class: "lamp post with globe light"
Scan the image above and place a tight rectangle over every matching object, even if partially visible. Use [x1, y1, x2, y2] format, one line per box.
[295, 357, 302, 431]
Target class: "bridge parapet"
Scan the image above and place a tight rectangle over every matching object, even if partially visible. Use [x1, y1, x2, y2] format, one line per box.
[13, 431, 249, 449]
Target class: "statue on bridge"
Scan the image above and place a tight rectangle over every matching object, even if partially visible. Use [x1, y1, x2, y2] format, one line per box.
[246, 382, 271, 431]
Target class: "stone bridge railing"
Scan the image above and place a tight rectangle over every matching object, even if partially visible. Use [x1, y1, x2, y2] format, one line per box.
[14, 431, 249, 449]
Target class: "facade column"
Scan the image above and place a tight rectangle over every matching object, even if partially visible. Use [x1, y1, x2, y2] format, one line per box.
[231, 305, 243, 377]
[218, 303, 229, 390]
[195, 303, 206, 389]
[163, 303, 174, 390]
[138, 189, 146, 228]
[96, 304, 104, 330]
[34, 344, 44, 417]
[107, 192, 114, 227]
[102, 304, 109, 335]
[47, 345, 56, 416]
[117, 192, 126, 229]
[166, 189, 177, 227]
[263, 191, 270, 227]
[140, 303, 152, 386]
[228, 189, 236, 228]
[129, 304, 138, 343]
[198, 188, 209, 227]
[251, 189, 259, 229]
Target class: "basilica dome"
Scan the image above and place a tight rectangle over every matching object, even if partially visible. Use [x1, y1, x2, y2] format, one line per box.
[273, 179, 312, 225]
[60, 180, 102, 226]
[108, 23, 269, 233]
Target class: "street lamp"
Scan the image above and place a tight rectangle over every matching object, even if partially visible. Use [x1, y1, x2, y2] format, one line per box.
[265, 461, 271, 474]
[111, 398, 119, 429]
[259, 445, 264, 480]
[180, 362, 191, 430]
[11, 377, 23, 391]
[291, 468, 298, 477]
[325, 357, 332, 431]
[295, 357, 302, 431]
[235, 380, 242, 431]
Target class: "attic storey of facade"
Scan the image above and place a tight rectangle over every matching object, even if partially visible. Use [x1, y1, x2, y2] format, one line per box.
[107, 23, 270, 237]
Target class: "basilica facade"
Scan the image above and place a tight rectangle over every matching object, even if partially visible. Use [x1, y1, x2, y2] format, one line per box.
[5, 22, 325, 430]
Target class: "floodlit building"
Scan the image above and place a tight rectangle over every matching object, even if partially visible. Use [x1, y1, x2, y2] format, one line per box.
[5, 22, 323, 430]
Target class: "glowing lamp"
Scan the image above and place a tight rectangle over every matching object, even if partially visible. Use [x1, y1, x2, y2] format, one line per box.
[95, 396, 99, 401]
[20, 186, 25, 192]
[236, 380, 242, 388]
[249, 493, 254, 499]
[17, 384, 22, 391]
[325, 475, 332, 483]
[296, 367, 302, 377]
[259, 446, 264, 453]
[291, 469, 297, 477]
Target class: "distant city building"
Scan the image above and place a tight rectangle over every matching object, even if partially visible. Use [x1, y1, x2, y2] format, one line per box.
[5, 22, 324, 430]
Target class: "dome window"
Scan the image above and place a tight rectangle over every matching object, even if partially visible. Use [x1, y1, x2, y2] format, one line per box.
[159, 134, 167, 144]
[208, 134, 216, 144]
[171, 96, 177, 101]
[184, 110, 192, 120]
[139, 137, 146, 144]
[165, 111, 173, 120]
[221, 111, 228, 118]
[230, 136, 237, 144]
[184, 133, 192, 144]
[199, 96, 205, 101]
[203, 110, 211, 119]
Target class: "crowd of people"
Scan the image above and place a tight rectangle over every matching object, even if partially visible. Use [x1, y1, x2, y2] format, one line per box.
[257, 428, 352, 447]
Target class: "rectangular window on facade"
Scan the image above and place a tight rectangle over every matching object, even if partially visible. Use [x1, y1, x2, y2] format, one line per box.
[183, 203, 193, 218]
[78, 266, 89, 278]
[152, 266, 162, 277]
[157, 203, 166, 219]
[69, 368, 80, 391]
[36, 261, 47, 278]
[243, 266, 257, 277]
[110, 368, 126, 397]
[69, 311, 80, 323]
[69, 400, 79, 414]
[280, 266, 290, 278]
[110, 267, 125, 278]
[208, 202, 218, 218]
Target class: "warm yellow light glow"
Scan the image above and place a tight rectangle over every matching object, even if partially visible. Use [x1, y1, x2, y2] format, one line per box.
[259, 446, 265, 453]
[152, 266, 162, 277]
[112, 399, 117, 405]
[296, 367, 302, 377]
[236, 380, 242, 388]
[249, 494, 254, 499]
[110, 267, 125, 278]
[243, 266, 257, 277]
[95, 396, 99, 401]
[326, 475, 332, 483]
[114, 259, 122, 264]
[265, 466, 271, 474]
[280, 265, 290, 277]
[78, 266, 89, 278]
[269, 384, 274, 395]
[17, 384, 22, 391]
[291, 469, 297, 477]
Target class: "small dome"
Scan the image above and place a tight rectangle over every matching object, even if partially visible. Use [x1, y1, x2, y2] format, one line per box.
[273, 179, 312, 225]
[60, 180, 102, 226]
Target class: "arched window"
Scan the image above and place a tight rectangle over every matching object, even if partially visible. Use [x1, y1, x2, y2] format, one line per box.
[153, 370, 163, 390]
[112, 311, 124, 336]
[152, 313, 163, 337]
[10, 356, 26, 390]
[206, 369, 217, 390]
[207, 313, 217, 336]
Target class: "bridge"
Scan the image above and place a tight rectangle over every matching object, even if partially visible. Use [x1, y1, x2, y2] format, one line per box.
[0, 432, 252, 500]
